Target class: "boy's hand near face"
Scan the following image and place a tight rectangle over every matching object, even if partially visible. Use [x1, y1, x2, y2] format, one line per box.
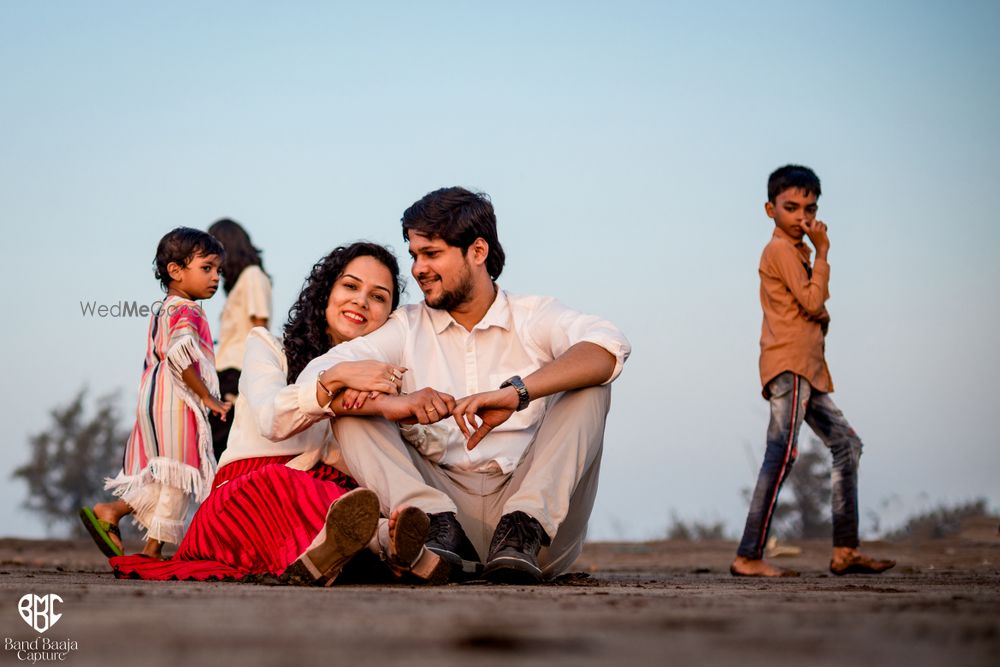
[802, 218, 830, 260]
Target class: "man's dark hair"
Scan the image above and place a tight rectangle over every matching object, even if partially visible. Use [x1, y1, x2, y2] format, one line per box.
[768, 165, 822, 203]
[401, 187, 506, 280]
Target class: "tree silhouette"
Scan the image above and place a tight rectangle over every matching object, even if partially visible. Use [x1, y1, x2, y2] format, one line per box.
[887, 499, 989, 540]
[12, 388, 128, 537]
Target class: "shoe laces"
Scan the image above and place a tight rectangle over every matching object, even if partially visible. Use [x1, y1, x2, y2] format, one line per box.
[427, 512, 460, 546]
[490, 511, 546, 555]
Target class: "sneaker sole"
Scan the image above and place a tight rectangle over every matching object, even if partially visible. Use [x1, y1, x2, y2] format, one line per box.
[283, 488, 379, 586]
[483, 555, 543, 585]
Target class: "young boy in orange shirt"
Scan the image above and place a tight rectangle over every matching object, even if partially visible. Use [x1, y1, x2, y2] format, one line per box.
[731, 165, 895, 577]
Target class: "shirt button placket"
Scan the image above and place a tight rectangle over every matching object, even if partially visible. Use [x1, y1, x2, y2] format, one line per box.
[465, 332, 477, 395]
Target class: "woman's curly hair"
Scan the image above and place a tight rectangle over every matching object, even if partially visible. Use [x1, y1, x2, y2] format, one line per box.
[283, 242, 403, 383]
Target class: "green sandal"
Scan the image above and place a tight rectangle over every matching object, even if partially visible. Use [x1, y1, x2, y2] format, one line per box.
[78, 507, 124, 557]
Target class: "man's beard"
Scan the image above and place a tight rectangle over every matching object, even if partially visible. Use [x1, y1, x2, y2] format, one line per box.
[425, 262, 475, 311]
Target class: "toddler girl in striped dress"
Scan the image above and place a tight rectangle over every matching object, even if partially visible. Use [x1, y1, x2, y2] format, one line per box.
[80, 228, 231, 559]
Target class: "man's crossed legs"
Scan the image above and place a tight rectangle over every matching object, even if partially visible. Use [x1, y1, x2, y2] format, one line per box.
[332, 385, 611, 582]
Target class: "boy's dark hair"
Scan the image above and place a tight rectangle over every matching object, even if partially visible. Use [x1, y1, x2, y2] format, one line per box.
[401, 187, 506, 280]
[207, 218, 269, 294]
[768, 165, 822, 202]
[283, 242, 404, 383]
[154, 227, 226, 290]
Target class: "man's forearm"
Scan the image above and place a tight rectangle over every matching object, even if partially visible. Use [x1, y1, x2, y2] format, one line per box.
[521, 342, 616, 402]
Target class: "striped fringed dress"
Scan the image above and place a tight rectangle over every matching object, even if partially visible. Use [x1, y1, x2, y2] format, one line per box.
[104, 295, 219, 544]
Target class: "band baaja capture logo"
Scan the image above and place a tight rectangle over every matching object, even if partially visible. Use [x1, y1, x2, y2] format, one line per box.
[4, 594, 79, 662]
[18, 594, 61, 633]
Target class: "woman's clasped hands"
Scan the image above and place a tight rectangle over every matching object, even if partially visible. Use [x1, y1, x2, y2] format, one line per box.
[321, 361, 407, 411]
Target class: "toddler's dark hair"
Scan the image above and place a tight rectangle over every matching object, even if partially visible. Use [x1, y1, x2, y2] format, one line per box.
[154, 227, 226, 290]
[768, 165, 822, 202]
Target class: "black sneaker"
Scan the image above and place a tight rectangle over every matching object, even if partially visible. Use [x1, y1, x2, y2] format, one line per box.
[483, 511, 550, 584]
[425, 512, 482, 580]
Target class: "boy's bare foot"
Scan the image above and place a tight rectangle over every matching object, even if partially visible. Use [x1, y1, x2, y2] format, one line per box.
[830, 547, 895, 575]
[730, 556, 799, 577]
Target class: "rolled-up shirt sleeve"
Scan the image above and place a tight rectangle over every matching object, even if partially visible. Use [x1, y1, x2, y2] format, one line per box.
[525, 298, 631, 384]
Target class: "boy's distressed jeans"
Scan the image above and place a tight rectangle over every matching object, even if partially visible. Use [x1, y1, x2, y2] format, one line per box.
[737, 372, 863, 560]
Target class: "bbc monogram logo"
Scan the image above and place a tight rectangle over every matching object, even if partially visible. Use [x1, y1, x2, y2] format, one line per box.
[4, 594, 79, 662]
[18, 594, 62, 633]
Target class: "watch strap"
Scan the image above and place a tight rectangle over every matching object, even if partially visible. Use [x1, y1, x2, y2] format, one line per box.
[500, 375, 530, 411]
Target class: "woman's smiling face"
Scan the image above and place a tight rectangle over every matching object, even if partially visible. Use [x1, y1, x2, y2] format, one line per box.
[325, 255, 395, 346]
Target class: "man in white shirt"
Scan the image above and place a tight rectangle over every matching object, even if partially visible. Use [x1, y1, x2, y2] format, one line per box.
[295, 187, 630, 583]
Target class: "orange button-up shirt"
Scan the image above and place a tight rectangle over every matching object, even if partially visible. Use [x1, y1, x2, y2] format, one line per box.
[758, 228, 834, 398]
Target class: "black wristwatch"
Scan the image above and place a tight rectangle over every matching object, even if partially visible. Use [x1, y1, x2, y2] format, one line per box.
[500, 375, 530, 411]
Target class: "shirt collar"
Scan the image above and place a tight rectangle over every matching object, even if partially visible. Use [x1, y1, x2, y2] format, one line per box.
[424, 286, 513, 334]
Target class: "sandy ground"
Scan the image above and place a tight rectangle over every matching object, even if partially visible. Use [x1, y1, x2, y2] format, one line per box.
[1, 517, 998, 667]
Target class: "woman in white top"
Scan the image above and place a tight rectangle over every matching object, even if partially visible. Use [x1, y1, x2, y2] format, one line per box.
[110, 242, 447, 585]
[207, 219, 272, 459]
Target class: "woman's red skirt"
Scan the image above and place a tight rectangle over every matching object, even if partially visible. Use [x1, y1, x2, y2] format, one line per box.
[109, 456, 357, 581]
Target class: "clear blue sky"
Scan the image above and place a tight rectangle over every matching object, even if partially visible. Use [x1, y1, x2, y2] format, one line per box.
[2, 1, 998, 540]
